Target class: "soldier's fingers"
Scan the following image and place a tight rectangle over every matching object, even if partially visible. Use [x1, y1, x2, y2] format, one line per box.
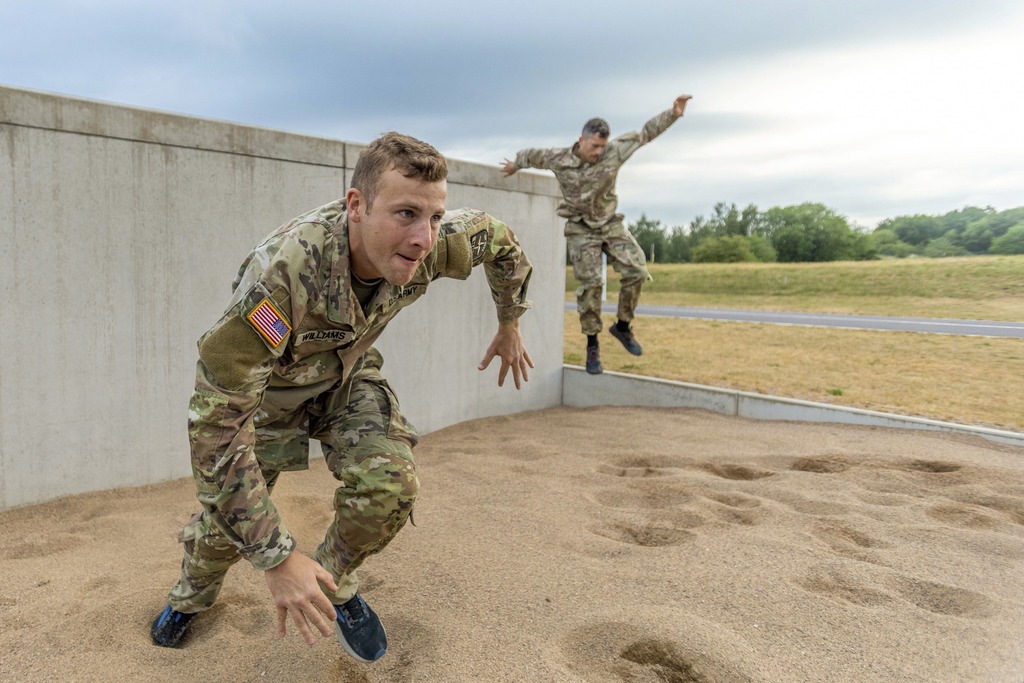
[478, 349, 496, 371]
[311, 592, 338, 632]
[497, 358, 512, 387]
[508, 361, 521, 390]
[523, 350, 535, 369]
[276, 606, 288, 638]
[290, 608, 318, 646]
[306, 602, 335, 638]
[315, 565, 339, 594]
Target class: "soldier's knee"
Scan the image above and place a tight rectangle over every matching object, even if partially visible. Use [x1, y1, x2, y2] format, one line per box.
[619, 269, 650, 288]
[335, 450, 418, 505]
[381, 455, 419, 503]
[575, 281, 602, 298]
[619, 276, 643, 289]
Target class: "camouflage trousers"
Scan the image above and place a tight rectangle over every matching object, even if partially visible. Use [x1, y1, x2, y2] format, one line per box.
[566, 219, 652, 336]
[168, 348, 419, 612]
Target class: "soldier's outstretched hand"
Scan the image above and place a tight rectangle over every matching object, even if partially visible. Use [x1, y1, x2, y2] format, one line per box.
[500, 159, 518, 177]
[264, 551, 339, 646]
[673, 94, 692, 117]
[478, 319, 534, 389]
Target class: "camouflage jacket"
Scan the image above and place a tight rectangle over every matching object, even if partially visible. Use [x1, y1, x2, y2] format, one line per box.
[513, 108, 680, 228]
[188, 200, 533, 570]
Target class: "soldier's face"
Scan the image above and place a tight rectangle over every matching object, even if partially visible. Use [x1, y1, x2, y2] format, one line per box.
[347, 168, 447, 286]
[577, 134, 608, 163]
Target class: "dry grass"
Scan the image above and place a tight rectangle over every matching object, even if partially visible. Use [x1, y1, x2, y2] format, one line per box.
[563, 312, 1024, 432]
[566, 255, 1024, 321]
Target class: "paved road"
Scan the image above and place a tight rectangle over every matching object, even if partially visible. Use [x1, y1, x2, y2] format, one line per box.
[564, 302, 1024, 338]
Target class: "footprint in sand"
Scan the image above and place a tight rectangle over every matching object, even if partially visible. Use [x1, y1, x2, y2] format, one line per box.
[592, 513, 703, 548]
[562, 623, 753, 683]
[926, 502, 1001, 530]
[814, 521, 887, 549]
[788, 456, 851, 474]
[811, 521, 889, 565]
[947, 492, 1024, 527]
[796, 571, 894, 608]
[698, 462, 776, 481]
[588, 487, 690, 510]
[899, 459, 963, 474]
[797, 566, 995, 618]
[593, 455, 774, 530]
[891, 576, 994, 618]
[697, 490, 765, 527]
[764, 490, 848, 517]
[596, 454, 688, 478]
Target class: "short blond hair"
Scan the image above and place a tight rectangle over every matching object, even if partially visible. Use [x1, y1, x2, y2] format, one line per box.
[351, 132, 448, 207]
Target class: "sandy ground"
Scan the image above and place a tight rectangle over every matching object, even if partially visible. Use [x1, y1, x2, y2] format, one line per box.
[2, 406, 1023, 683]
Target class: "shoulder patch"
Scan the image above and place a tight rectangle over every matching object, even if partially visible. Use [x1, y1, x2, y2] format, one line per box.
[469, 229, 488, 265]
[247, 299, 291, 348]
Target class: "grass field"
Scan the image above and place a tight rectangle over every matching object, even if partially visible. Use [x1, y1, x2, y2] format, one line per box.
[563, 255, 1024, 431]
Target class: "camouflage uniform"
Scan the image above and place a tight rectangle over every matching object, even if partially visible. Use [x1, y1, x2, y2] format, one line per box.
[512, 108, 680, 335]
[168, 201, 532, 612]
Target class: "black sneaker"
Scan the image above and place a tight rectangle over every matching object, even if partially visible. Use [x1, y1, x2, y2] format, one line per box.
[151, 604, 198, 648]
[609, 324, 643, 356]
[335, 594, 387, 663]
[586, 345, 603, 374]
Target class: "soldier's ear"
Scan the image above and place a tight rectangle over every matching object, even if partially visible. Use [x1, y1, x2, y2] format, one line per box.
[346, 188, 365, 221]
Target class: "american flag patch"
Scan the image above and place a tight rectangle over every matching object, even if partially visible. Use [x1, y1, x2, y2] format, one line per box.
[247, 299, 291, 347]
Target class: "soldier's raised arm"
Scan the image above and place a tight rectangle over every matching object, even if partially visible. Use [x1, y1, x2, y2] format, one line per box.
[504, 147, 562, 175]
[635, 93, 692, 146]
[672, 94, 692, 117]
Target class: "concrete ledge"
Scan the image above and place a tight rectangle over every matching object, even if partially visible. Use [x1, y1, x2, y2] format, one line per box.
[2, 84, 348, 166]
[562, 366, 1024, 448]
[1, 86, 562, 199]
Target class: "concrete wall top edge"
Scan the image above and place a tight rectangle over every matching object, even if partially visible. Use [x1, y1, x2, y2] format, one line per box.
[1, 84, 561, 197]
[562, 365, 1024, 445]
[337, 143, 562, 197]
[1, 84, 347, 166]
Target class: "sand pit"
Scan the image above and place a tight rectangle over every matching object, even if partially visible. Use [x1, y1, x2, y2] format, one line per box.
[2, 406, 1022, 682]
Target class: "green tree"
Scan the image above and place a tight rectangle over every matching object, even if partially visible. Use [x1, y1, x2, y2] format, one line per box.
[923, 236, 968, 258]
[847, 230, 879, 260]
[691, 235, 758, 263]
[938, 206, 992, 240]
[665, 224, 692, 263]
[628, 214, 668, 263]
[689, 202, 762, 238]
[877, 214, 943, 246]
[964, 207, 1024, 244]
[990, 225, 1024, 254]
[987, 208, 1024, 237]
[870, 228, 915, 257]
[762, 203, 858, 262]
[747, 234, 777, 262]
[960, 222, 994, 253]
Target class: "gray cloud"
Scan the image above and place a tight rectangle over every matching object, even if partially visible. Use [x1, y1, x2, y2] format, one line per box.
[2, 0, 1021, 227]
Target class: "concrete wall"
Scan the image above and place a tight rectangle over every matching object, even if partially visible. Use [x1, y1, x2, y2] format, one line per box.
[0, 85, 565, 510]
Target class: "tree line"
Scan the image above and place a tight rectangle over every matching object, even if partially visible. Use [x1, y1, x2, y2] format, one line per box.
[624, 203, 1024, 263]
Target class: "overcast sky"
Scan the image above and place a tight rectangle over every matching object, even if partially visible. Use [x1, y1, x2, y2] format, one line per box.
[2, 0, 1022, 229]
